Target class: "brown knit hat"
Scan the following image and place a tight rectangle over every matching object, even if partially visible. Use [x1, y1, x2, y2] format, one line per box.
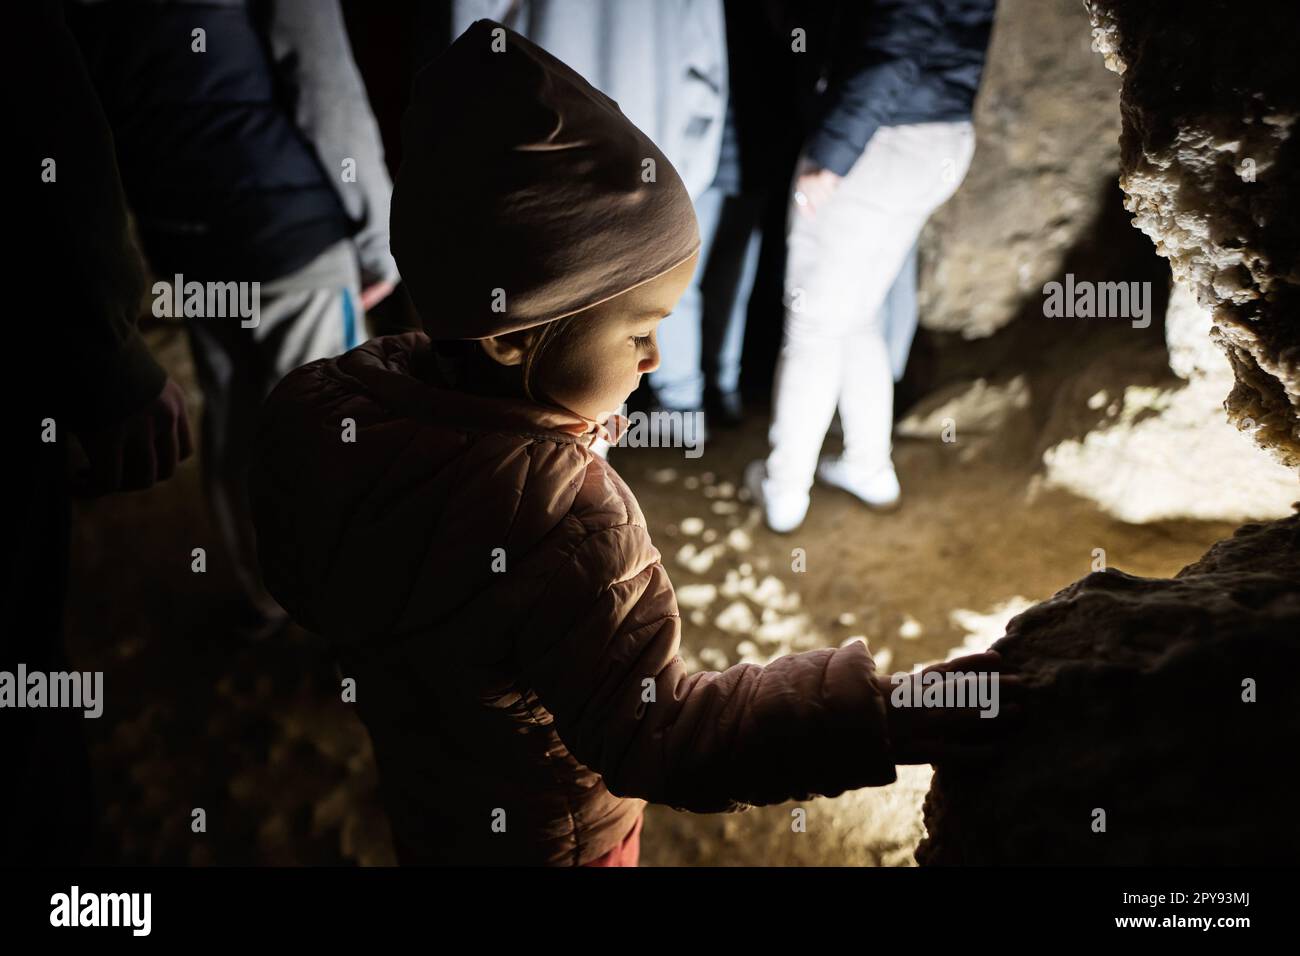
[390, 19, 701, 341]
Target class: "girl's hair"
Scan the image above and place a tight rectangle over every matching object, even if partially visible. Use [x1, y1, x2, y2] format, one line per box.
[427, 313, 584, 406]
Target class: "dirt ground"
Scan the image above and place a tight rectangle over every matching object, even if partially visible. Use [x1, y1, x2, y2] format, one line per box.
[62, 325, 1236, 866]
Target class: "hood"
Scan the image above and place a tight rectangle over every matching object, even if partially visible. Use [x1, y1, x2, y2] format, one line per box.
[390, 18, 700, 340]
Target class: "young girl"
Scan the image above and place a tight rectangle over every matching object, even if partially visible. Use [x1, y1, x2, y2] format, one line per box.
[250, 19, 1014, 866]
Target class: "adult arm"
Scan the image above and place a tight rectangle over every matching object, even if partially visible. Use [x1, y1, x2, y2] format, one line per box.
[806, 0, 939, 176]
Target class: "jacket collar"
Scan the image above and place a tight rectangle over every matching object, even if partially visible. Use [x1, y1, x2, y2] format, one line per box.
[342, 334, 625, 448]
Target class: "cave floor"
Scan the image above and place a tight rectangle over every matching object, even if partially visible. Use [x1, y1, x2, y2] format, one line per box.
[62, 329, 1238, 866]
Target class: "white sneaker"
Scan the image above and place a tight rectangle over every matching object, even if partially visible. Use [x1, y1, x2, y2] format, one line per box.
[745, 460, 809, 534]
[816, 456, 901, 511]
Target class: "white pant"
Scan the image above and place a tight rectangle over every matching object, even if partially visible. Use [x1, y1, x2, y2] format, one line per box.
[765, 121, 976, 495]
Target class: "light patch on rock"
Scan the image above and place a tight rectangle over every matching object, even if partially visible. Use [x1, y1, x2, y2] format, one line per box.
[945, 596, 1036, 661]
[1043, 282, 1297, 523]
[897, 375, 1031, 440]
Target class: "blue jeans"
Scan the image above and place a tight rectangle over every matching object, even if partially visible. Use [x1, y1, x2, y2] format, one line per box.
[651, 184, 763, 410]
[883, 240, 919, 383]
[652, 93, 761, 410]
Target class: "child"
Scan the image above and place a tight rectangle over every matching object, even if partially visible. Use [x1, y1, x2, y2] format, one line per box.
[250, 19, 1015, 866]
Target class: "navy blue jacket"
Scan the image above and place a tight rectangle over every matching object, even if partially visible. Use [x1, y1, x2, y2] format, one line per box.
[798, 0, 997, 176]
[68, 0, 398, 285]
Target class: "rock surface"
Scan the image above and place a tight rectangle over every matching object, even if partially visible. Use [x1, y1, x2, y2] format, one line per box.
[1042, 281, 1298, 522]
[920, 0, 1122, 339]
[918, 511, 1300, 864]
[1085, 0, 1300, 466]
[920, 0, 1300, 865]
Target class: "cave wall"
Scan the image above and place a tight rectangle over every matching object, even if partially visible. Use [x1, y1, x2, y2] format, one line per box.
[919, 0, 1300, 865]
[1086, 0, 1300, 466]
[1041, 280, 1298, 522]
[920, 0, 1122, 339]
[917, 512, 1300, 864]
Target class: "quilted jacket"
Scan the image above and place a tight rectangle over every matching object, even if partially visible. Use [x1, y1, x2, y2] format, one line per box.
[250, 333, 898, 865]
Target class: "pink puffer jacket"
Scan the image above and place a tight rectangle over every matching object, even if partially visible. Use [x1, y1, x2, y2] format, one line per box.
[251, 333, 898, 865]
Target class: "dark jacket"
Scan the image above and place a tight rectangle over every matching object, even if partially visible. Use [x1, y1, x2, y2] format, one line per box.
[720, 0, 797, 196]
[251, 334, 899, 865]
[794, 0, 997, 176]
[68, 0, 398, 285]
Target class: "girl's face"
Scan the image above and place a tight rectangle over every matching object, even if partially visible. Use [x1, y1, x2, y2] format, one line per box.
[482, 252, 700, 421]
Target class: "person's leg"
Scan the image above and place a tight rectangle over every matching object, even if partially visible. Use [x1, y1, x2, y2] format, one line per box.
[700, 192, 763, 418]
[186, 309, 275, 621]
[827, 241, 917, 492]
[837, 322, 897, 480]
[186, 239, 362, 626]
[882, 239, 920, 383]
[836, 122, 976, 483]
[651, 185, 724, 411]
[761, 161, 846, 509]
[764, 135, 934, 510]
[252, 239, 363, 386]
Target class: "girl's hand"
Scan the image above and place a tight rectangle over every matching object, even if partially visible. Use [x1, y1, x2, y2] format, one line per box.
[873, 651, 1024, 765]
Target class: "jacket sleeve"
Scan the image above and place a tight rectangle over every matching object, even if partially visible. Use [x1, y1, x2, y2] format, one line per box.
[806, 0, 937, 177]
[25, 0, 166, 431]
[514, 522, 898, 813]
[264, 0, 400, 287]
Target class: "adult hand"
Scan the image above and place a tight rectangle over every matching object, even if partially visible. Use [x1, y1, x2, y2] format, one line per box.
[74, 378, 194, 496]
[793, 164, 842, 219]
[873, 651, 1024, 765]
[360, 280, 395, 311]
